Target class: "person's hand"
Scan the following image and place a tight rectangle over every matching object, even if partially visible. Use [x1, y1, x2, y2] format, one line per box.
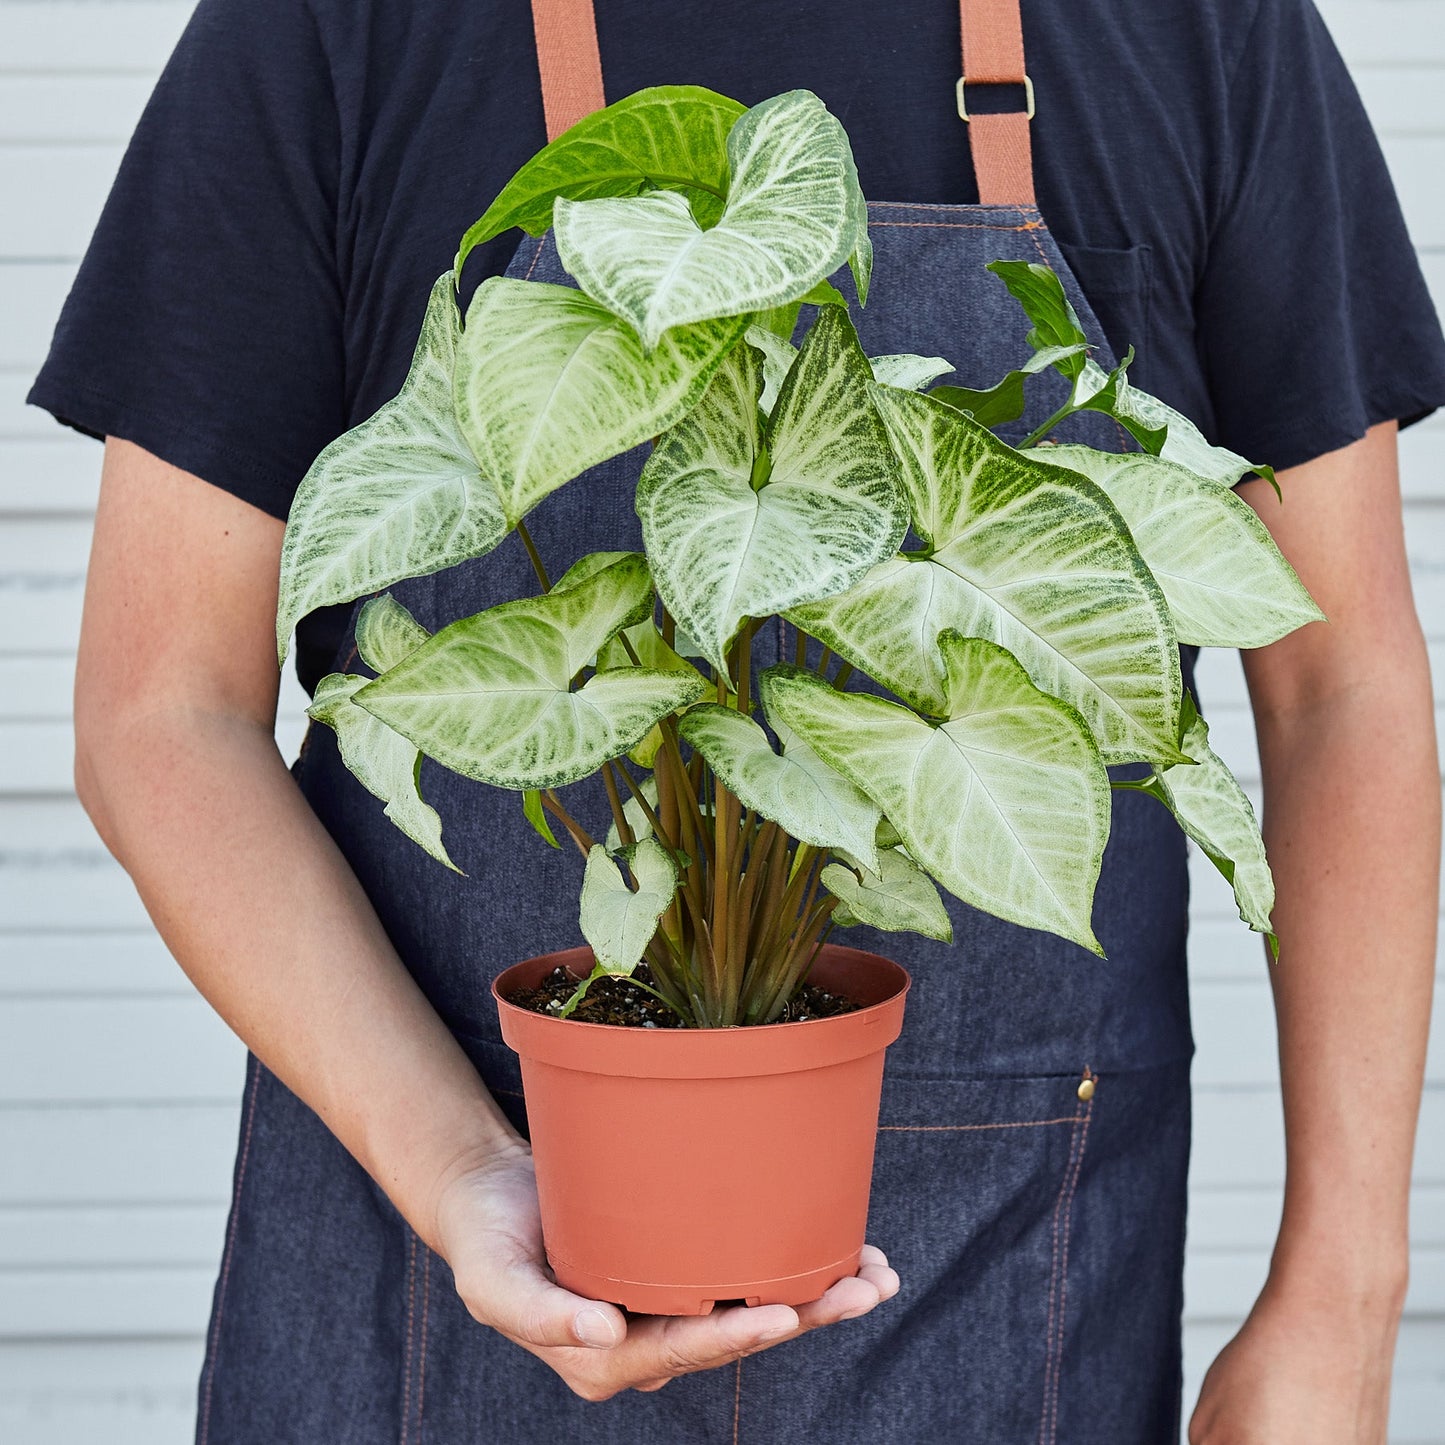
[1188, 1275, 1401, 1444]
[432, 1140, 901, 1400]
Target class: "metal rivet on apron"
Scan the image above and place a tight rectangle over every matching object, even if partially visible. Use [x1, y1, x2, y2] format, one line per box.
[1077, 1073, 1097, 1102]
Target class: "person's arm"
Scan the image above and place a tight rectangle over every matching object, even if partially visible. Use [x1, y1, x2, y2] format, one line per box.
[1190, 421, 1438, 1445]
[75, 437, 898, 1400]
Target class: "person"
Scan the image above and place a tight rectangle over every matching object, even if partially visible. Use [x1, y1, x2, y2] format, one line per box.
[30, 0, 1442, 1439]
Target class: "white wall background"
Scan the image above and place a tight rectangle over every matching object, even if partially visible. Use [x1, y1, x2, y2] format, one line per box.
[0, 1, 1441, 1439]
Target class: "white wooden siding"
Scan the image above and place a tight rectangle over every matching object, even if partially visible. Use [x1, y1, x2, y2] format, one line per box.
[0, 2, 1441, 1439]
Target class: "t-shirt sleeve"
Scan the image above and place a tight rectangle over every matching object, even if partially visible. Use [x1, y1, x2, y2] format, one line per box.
[1194, 0, 1445, 472]
[26, 0, 343, 520]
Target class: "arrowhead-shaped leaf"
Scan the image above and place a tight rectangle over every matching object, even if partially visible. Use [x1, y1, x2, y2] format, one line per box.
[554, 90, 867, 349]
[455, 86, 746, 272]
[638, 307, 908, 675]
[308, 673, 459, 872]
[579, 838, 679, 974]
[354, 554, 705, 789]
[985, 260, 1090, 381]
[764, 634, 1111, 953]
[277, 274, 507, 663]
[355, 594, 430, 673]
[1040, 447, 1324, 647]
[1141, 697, 1275, 939]
[793, 386, 1183, 763]
[822, 848, 952, 942]
[869, 353, 954, 392]
[679, 703, 881, 868]
[456, 277, 744, 527]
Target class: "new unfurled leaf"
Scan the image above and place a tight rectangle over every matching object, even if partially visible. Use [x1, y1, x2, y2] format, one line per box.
[1040, 447, 1324, 647]
[765, 634, 1111, 953]
[869, 353, 954, 392]
[639, 308, 907, 675]
[795, 386, 1183, 763]
[277, 274, 507, 664]
[308, 673, 459, 872]
[555, 91, 867, 349]
[679, 703, 881, 868]
[822, 848, 952, 941]
[597, 619, 707, 765]
[985, 260, 1089, 380]
[579, 838, 679, 974]
[744, 324, 797, 414]
[456, 278, 744, 527]
[930, 345, 1086, 428]
[355, 594, 430, 674]
[1136, 697, 1275, 939]
[455, 86, 746, 272]
[522, 789, 562, 850]
[354, 554, 704, 789]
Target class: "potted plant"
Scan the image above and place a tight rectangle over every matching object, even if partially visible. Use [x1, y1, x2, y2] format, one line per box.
[275, 87, 1321, 1316]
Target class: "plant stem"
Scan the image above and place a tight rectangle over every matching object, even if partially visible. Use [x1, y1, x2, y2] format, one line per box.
[515, 520, 552, 592]
[1019, 399, 1077, 450]
[831, 661, 854, 691]
[540, 791, 594, 858]
[600, 762, 634, 849]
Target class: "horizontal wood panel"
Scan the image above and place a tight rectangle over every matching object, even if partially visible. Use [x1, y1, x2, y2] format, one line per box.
[0, 931, 182, 997]
[0, 440, 101, 514]
[0, 1266, 216, 1338]
[0, 1203, 225, 1269]
[1187, 1183, 1445, 1252]
[0, 3, 192, 74]
[0, 76, 152, 144]
[0, 370, 57, 438]
[0, 145, 118, 258]
[1318, 0, 1445, 64]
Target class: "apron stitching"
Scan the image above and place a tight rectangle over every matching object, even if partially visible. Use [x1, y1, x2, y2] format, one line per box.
[522, 236, 548, 281]
[1046, 1092, 1094, 1445]
[867, 220, 1044, 232]
[197, 1055, 261, 1445]
[732, 1357, 743, 1445]
[878, 1115, 1077, 1132]
[1036, 1095, 1086, 1445]
[401, 1229, 417, 1445]
[417, 1246, 432, 1439]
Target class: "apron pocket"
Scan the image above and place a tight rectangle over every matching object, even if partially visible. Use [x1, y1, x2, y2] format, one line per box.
[1052, 239, 1155, 367]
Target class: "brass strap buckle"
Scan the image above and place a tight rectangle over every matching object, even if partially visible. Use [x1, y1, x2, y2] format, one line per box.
[956, 73, 1035, 122]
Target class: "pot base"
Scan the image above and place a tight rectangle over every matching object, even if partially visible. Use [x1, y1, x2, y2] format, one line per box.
[551, 1248, 864, 1316]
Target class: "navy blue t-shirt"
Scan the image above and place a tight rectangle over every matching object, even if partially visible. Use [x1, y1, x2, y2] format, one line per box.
[29, 0, 1445, 691]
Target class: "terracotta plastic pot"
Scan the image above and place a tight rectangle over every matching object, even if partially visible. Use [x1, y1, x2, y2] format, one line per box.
[493, 943, 910, 1316]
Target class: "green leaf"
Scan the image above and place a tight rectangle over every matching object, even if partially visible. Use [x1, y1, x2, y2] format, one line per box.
[1075, 359, 1278, 492]
[638, 307, 908, 676]
[456, 277, 744, 528]
[597, 619, 708, 766]
[869, 353, 954, 392]
[1067, 351, 1167, 453]
[985, 260, 1089, 380]
[277, 274, 508, 664]
[931, 344, 1087, 428]
[764, 634, 1112, 953]
[794, 386, 1183, 763]
[822, 848, 952, 942]
[308, 673, 460, 872]
[1140, 697, 1275, 939]
[744, 324, 797, 415]
[522, 789, 562, 849]
[579, 838, 679, 974]
[554, 90, 867, 349]
[679, 703, 881, 868]
[454, 86, 746, 273]
[354, 554, 705, 789]
[355, 595, 430, 673]
[1038, 447, 1324, 647]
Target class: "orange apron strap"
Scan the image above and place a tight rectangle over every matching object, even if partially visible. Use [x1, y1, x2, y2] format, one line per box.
[958, 0, 1038, 207]
[531, 0, 606, 141]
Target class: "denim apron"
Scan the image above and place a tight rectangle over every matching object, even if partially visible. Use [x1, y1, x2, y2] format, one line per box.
[196, 4, 1195, 1440]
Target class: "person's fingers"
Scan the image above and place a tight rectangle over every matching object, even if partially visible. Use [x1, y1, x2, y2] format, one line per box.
[858, 1244, 890, 1269]
[462, 1256, 630, 1351]
[857, 1260, 901, 1303]
[628, 1302, 799, 1379]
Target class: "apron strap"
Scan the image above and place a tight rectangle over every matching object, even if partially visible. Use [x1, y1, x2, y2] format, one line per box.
[531, 0, 606, 141]
[528, 0, 1038, 206]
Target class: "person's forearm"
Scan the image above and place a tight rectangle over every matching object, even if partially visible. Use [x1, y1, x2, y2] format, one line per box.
[75, 703, 522, 1252]
[1253, 637, 1437, 1311]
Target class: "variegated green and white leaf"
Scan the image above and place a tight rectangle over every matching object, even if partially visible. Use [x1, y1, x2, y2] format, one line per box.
[598, 619, 707, 765]
[355, 595, 430, 673]
[868, 354, 953, 392]
[822, 849, 952, 941]
[277, 274, 507, 663]
[454, 86, 746, 271]
[308, 673, 458, 872]
[355, 555, 705, 789]
[1143, 699, 1275, 937]
[1039, 447, 1324, 647]
[605, 775, 660, 851]
[1073, 359, 1276, 490]
[579, 839, 679, 974]
[678, 703, 880, 868]
[554, 91, 866, 349]
[456, 278, 744, 527]
[794, 386, 1183, 763]
[638, 308, 907, 675]
[764, 634, 1111, 953]
[744, 324, 797, 415]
